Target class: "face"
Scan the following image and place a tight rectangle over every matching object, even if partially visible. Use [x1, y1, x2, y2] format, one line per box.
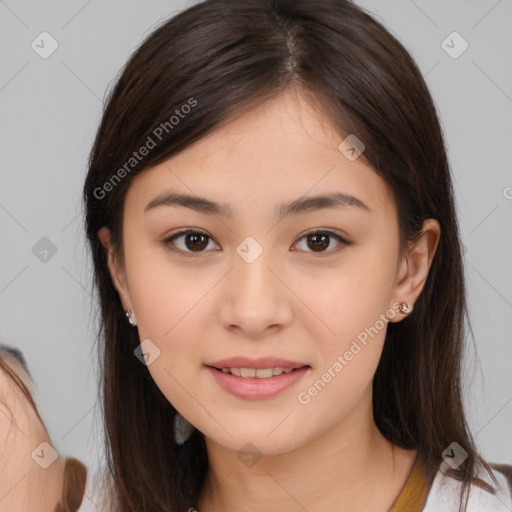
[99, 88, 439, 456]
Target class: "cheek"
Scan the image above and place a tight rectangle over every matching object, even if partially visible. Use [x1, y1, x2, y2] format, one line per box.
[296, 250, 396, 342]
[130, 271, 208, 410]
[293, 250, 396, 400]
[126, 244, 205, 338]
[124, 250, 210, 394]
[296, 301, 389, 429]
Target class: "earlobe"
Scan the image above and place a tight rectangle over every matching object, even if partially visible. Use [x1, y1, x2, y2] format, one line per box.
[97, 225, 111, 250]
[388, 219, 441, 322]
[97, 227, 132, 311]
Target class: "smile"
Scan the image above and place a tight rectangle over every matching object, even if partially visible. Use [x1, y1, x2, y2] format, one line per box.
[219, 367, 296, 378]
[205, 365, 310, 399]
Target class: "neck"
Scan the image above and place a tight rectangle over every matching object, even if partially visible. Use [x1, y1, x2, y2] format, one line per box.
[196, 399, 416, 512]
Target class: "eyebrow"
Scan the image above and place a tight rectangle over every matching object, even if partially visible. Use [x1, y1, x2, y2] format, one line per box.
[144, 191, 371, 220]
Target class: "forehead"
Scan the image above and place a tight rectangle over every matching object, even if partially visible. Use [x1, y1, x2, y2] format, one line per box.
[125, 90, 396, 220]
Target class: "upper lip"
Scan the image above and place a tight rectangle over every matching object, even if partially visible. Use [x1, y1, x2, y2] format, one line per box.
[206, 357, 309, 370]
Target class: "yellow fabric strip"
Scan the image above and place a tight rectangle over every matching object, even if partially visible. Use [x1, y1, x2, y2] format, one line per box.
[389, 454, 434, 512]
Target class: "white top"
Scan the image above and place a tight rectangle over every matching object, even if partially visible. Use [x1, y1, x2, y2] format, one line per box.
[423, 460, 512, 512]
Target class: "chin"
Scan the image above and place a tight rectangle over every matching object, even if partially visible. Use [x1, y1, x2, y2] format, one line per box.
[206, 430, 305, 459]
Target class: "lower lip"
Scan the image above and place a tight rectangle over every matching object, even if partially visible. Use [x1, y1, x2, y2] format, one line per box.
[205, 366, 310, 399]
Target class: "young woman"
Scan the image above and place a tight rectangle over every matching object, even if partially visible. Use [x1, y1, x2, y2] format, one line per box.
[81, 0, 512, 510]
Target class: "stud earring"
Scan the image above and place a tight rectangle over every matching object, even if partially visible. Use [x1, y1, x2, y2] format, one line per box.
[125, 309, 137, 326]
[173, 412, 195, 445]
[399, 302, 413, 314]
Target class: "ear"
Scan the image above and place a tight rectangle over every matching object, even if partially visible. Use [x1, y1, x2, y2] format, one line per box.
[388, 218, 441, 323]
[97, 226, 133, 312]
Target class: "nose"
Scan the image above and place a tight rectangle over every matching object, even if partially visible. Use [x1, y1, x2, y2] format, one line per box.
[216, 245, 293, 338]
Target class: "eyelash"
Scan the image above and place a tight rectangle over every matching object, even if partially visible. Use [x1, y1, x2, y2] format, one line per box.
[161, 228, 350, 258]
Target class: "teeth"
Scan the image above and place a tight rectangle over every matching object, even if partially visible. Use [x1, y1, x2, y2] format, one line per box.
[274, 367, 294, 375]
[240, 367, 256, 378]
[220, 367, 296, 378]
[254, 368, 273, 378]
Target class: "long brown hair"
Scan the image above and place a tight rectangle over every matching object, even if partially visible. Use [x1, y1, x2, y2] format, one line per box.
[82, 0, 497, 510]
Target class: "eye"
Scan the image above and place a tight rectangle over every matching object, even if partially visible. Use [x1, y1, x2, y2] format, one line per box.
[162, 228, 220, 257]
[292, 229, 350, 255]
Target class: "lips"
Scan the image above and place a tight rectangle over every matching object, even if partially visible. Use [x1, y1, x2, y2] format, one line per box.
[205, 364, 310, 399]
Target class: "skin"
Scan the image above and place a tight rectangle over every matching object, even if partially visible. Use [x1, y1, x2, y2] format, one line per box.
[99, 87, 440, 512]
[0, 354, 66, 511]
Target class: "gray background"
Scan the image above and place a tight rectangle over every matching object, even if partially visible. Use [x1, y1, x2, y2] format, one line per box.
[0, 0, 511, 489]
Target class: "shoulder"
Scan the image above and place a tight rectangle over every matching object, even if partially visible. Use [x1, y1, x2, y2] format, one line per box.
[423, 460, 512, 512]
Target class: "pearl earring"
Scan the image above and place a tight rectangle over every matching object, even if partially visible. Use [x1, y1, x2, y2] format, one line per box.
[399, 302, 413, 314]
[125, 309, 137, 326]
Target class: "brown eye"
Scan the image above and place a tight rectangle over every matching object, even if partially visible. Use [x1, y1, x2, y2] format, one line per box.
[293, 230, 350, 255]
[184, 232, 209, 251]
[307, 233, 330, 252]
[163, 229, 219, 256]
